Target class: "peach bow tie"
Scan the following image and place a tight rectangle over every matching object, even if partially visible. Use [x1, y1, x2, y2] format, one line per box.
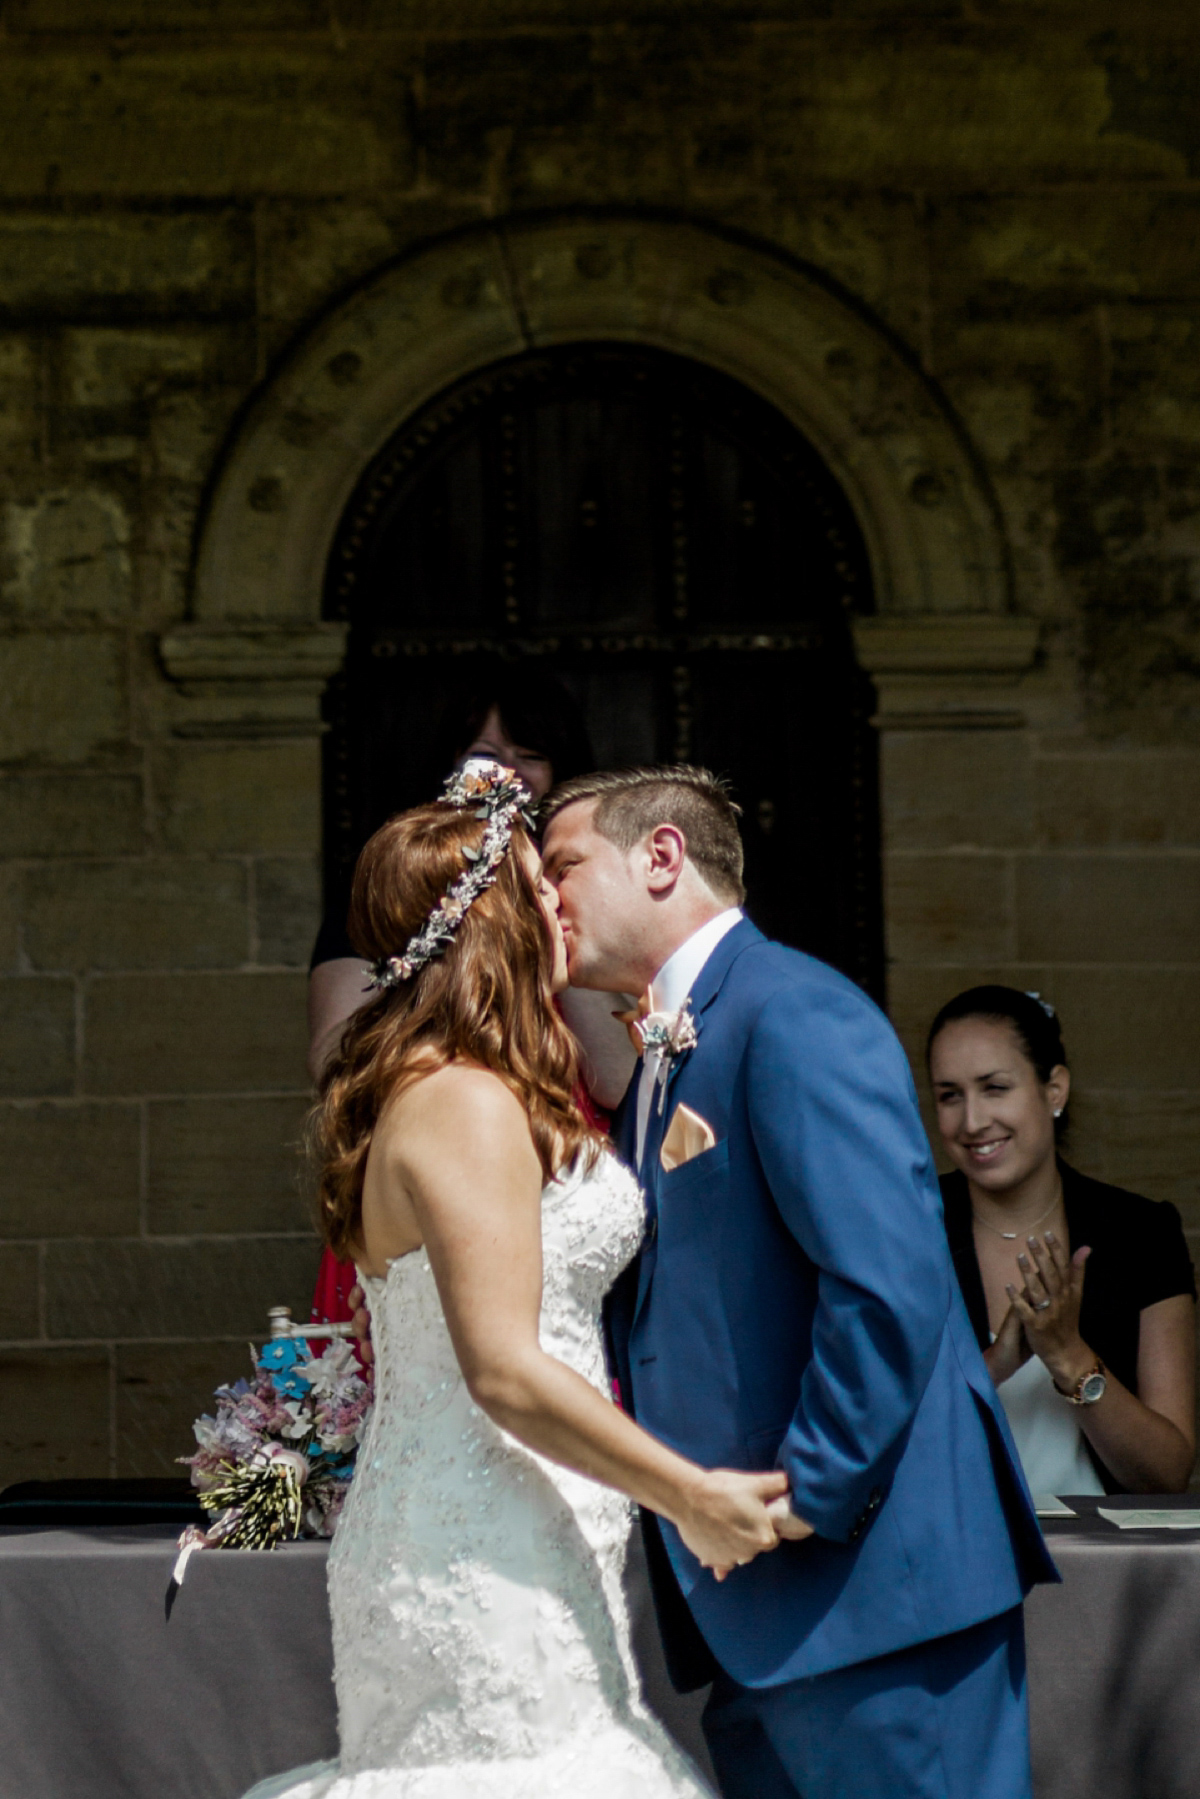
[613, 990, 653, 1056]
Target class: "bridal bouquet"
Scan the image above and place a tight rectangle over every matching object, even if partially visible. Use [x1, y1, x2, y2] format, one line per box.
[177, 1335, 372, 1559]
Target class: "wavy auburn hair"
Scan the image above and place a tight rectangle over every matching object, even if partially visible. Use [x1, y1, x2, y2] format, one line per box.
[311, 802, 597, 1259]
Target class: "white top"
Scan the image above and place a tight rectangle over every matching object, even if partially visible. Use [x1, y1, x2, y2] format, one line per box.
[634, 907, 743, 1166]
[996, 1350, 1105, 1499]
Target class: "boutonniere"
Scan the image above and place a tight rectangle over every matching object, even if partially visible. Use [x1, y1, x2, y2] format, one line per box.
[636, 1002, 699, 1112]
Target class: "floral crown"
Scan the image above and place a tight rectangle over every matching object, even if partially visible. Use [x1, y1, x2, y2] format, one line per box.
[366, 758, 538, 991]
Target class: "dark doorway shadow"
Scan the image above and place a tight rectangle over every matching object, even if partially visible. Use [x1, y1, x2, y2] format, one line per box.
[323, 342, 883, 998]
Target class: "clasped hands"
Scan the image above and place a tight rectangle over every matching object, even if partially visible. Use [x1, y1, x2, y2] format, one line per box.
[679, 1469, 814, 1583]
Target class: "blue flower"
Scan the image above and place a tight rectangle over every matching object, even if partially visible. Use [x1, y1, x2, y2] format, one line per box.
[258, 1339, 314, 1394]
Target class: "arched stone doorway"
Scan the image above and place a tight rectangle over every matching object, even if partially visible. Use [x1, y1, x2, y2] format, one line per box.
[323, 341, 882, 993]
[163, 213, 1041, 1000]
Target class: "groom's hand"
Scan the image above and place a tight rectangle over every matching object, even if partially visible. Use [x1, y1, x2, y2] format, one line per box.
[347, 1283, 375, 1368]
[680, 1467, 789, 1581]
[767, 1494, 815, 1542]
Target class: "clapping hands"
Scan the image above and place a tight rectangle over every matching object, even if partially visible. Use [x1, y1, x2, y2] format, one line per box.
[985, 1231, 1091, 1388]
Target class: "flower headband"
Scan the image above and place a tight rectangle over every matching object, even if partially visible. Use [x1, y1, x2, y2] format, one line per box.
[366, 758, 539, 991]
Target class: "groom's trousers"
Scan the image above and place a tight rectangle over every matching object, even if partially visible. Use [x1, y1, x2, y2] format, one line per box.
[701, 1605, 1031, 1799]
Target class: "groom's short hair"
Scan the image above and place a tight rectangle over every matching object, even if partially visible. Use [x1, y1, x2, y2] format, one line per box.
[543, 765, 746, 905]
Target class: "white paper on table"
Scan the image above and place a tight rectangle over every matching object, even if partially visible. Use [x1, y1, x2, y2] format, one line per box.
[1097, 1507, 1200, 1530]
[1033, 1495, 1076, 1517]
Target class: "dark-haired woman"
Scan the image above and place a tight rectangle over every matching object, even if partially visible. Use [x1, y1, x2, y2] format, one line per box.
[307, 661, 598, 1084]
[928, 986, 1195, 1497]
[246, 765, 778, 1798]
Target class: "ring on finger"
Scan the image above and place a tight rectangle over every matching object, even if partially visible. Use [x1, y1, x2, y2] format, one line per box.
[1033, 1299, 1051, 1311]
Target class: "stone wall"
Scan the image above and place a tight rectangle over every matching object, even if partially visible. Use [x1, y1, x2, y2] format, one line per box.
[0, 2, 1198, 1481]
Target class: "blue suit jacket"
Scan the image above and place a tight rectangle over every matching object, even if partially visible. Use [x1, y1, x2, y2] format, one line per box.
[605, 919, 1058, 1689]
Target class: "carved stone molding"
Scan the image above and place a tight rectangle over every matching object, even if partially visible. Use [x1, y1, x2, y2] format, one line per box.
[189, 213, 1014, 634]
[852, 615, 1041, 730]
[158, 622, 347, 737]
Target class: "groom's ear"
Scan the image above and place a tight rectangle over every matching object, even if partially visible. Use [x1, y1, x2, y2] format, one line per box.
[644, 823, 688, 893]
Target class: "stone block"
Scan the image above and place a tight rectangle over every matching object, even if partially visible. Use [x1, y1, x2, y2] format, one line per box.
[421, 33, 595, 191]
[893, 965, 1200, 1098]
[64, 327, 211, 410]
[1069, 1091, 1200, 1219]
[757, 37, 1182, 188]
[255, 857, 321, 967]
[154, 741, 320, 856]
[0, 335, 39, 456]
[146, 1094, 312, 1235]
[23, 858, 249, 973]
[936, 316, 1105, 470]
[0, 1101, 140, 1239]
[929, 191, 1200, 317]
[1, 490, 131, 622]
[83, 970, 308, 1095]
[1035, 754, 1200, 849]
[0, 209, 254, 321]
[0, 633, 125, 765]
[0, 771, 144, 857]
[1016, 855, 1200, 964]
[887, 963, 1016, 1075]
[0, 49, 413, 200]
[44, 1235, 320, 1340]
[0, 1348, 111, 1484]
[115, 1338, 259, 1480]
[11, 0, 329, 29]
[1035, 968, 1200, 1094]
[1109, 305, 1200, 452]
[0, 1244, 39, 1339]
[0, 977, 76, 1098]
[0, 867, 17, 972]
[885, 853, 1013, 964]
[880, 730, 1033, 851]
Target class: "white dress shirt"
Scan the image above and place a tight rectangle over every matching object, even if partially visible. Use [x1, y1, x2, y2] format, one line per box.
[634, 907, 743, 1167]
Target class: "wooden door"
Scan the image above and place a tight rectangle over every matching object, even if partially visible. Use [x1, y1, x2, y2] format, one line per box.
[324, 343, 883, 997]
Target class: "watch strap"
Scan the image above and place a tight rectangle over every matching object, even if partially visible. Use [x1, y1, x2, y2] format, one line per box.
[1055, 1359, 1106, 1404]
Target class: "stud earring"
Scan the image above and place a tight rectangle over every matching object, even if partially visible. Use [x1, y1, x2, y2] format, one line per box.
[1052, 1108, 1063, 1118]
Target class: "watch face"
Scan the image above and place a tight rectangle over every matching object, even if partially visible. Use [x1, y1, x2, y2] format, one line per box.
[1080, 1372, 1107, 1404]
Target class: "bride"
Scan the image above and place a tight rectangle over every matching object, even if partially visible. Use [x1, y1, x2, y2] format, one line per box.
[247, 760, 786, 1799]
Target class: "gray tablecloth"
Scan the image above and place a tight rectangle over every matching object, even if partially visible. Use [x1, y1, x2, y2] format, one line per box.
[3, 1498, 1199, 1799]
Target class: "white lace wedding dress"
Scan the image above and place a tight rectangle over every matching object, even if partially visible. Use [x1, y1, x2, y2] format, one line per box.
[246, 1149, 712, 1799]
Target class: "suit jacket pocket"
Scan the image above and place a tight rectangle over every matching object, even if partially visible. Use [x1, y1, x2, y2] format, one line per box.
[658, 1136, 729, 1195]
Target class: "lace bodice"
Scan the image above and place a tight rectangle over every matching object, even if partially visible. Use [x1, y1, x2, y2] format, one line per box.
[244, 1147, 711, 1799]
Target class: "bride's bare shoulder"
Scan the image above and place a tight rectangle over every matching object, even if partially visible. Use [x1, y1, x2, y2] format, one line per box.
[380, 1061, 531, 1157]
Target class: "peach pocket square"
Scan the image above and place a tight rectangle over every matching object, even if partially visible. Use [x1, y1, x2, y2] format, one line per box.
[660, 1103, 718, 1172]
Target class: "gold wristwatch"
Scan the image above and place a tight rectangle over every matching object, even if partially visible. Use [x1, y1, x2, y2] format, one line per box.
[1055, 1360, 1107, 1406]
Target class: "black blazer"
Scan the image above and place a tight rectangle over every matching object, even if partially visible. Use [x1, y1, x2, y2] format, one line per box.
[942, 1162, 1195, 1490]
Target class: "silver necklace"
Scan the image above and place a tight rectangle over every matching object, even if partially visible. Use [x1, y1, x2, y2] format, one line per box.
[971, 1192, 1061, 1241]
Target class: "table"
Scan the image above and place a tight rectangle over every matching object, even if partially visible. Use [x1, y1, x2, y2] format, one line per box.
[1025, 1495, 1200, 1799]
[2, 1499, 1198, 1799]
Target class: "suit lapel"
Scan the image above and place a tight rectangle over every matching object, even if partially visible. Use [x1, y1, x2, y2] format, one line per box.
[612, 1068, 639, 1170]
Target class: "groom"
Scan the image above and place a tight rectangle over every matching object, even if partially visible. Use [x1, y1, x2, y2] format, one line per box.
[541, 765, 1057, 1799]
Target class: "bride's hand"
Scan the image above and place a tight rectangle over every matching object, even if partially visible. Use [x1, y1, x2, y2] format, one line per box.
[675, 1468, 790, 1580]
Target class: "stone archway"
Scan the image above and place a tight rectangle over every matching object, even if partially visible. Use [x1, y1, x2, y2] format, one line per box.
[162, 214, 1038, 737]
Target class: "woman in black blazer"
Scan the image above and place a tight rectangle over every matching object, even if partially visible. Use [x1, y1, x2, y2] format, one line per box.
[927, 986, 1195, 1496]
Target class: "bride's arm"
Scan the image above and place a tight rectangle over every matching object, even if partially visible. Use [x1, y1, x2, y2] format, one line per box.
[368, 1064, 787, 1577]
